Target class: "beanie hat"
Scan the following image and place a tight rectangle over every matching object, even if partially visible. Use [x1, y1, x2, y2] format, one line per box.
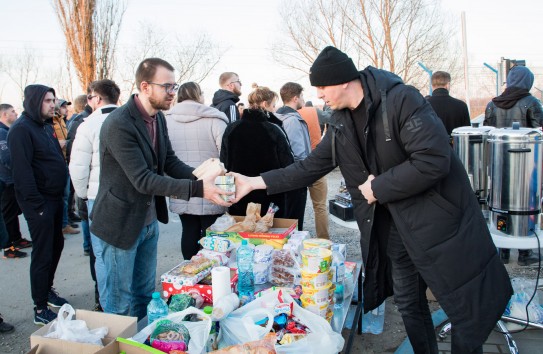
[309, 46, 359, 86]
[506, 66, 534, 90]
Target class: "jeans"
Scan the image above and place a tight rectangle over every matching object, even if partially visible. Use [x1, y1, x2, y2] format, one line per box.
[62, 174, 70, 228]
[0, 181, 8, 248]
[308, 176, 329, 239]
[90, 198, 159, 320]
[82, 220, 91, 251]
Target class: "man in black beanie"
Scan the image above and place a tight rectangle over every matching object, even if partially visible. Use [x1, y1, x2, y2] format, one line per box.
[230, 46, 512, 353]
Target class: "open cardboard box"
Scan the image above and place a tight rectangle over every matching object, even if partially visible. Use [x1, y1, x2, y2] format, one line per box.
[28, 310, 136, 354]
[95, 337, 164, 354]
[206, 216, 298, 249]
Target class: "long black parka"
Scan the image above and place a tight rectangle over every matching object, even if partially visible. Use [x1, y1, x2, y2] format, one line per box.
[262, 67, 513, 352]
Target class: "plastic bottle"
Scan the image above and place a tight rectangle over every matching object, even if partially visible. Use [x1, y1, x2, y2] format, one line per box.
[204, 306, 219, 351]
[236, 240, 255, 299]
[331, 244, 345, 309]
[362, 301, 386, 334]
[147, 292, 169, 325]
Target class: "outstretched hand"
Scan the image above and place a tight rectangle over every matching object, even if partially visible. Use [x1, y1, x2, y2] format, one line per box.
[359, 174, 377, 204]
[227, 172, 267, 203]
[202, 171, 233, 207]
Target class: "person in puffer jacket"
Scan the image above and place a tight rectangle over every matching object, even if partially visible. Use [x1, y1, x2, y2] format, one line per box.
[166, 82, 229, 259]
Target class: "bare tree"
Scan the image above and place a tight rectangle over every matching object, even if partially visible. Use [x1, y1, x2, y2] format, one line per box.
[2, 47, 41, 101]
[53, 0, 125, 91]
[273, 0, 460, 90]
[171, 33, 224, 84]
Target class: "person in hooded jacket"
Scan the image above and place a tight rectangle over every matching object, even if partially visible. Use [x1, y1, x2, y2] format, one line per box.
[484, 65, 543, 266]
[7, 85, 70, 325]
[211, 72, 242, 123]
[166, 82, 229, 259]
[230, 46, 513, 354]
[221, 85, 294, 218]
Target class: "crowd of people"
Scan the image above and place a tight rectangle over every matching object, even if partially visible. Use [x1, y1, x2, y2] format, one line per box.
[1, 46, 535, 353]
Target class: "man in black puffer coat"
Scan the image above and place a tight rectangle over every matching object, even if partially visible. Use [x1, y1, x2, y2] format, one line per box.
[232, 46, 513, 353]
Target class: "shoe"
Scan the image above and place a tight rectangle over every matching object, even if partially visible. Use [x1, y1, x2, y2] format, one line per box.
[69, 213, 82, 222]
[500, 249, 510, 265]
[62, 225, 80, 235]
[33, 307, 57, 326]
[13, 238, 32, 249]
[47, 288, 69, 308]
[0, 319, 14, 333]
[93, 303, 103, 312]
[518, 250, 540, 266]
[3, 246, 27, 259]
[83, 249, 90, 256]
[70, 223, 79, 228]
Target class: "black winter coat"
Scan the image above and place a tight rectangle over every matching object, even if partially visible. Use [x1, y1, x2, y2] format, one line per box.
[427, 88, 471, 135]
[262, 67, 512, 352]
[211, 89, 240, 124]
[220, 109, 294, 217]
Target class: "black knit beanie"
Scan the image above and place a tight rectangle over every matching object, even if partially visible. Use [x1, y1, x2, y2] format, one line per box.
[309, 46, 359, 86]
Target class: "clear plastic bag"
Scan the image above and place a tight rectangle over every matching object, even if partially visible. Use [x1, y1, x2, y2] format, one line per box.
[44, 304, 108, 346]
[506, 277, 543, 330]
[209, 213, 236, 232]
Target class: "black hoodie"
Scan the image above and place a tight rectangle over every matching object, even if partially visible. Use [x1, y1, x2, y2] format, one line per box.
[211, 89, 240, 123]
[7, 84, 67, 212]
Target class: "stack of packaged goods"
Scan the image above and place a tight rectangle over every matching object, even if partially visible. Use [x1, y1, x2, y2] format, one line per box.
[299, 238, 334, 322]
[270, 249, 301, 287]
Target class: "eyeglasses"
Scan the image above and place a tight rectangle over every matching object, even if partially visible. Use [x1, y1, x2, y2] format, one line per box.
[229, 80, 242, 85]
[147, 82, 180, 94]
[87, 95, 97, 100]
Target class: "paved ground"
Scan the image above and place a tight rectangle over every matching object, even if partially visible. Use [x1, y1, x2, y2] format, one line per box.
[0, 168, 542, 353]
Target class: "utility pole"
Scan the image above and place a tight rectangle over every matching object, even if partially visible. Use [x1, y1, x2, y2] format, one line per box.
[418, 62, 432, 95]
[483, 63, 499, 97]
[461, 12, 471, 115]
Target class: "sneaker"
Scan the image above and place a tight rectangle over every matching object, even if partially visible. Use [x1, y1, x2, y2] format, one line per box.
[500, 249, 510, 265]
[3, 246, 27, 259]
[47, 288, 69, 308]
[93, 303, 103, 312]
[62, 225, 80, 235]
[70, 223, 80, 228]
[0, 320, 14, 334]
[13, 238, 32, 249]
[33, 307, 57, 326]
[83, 249, 90, 256]
[518, 250, 540, 266]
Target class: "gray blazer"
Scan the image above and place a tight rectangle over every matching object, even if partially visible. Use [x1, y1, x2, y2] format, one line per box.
[90, 94, 195, 249]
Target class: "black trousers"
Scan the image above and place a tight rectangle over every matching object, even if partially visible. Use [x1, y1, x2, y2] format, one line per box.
[179, 214, 220, 259]
[285, 187, 307, 231]
[387, 215, 483, 354]
[20, 198, 64, 309]
[1, 183, 23, 245]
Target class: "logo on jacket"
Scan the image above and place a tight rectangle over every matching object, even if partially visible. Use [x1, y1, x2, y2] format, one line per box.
[405, 117, 422, 133]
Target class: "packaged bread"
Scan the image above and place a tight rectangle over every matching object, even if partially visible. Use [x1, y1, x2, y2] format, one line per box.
[226, 202, 262, 232]
[193, 158, 226, 179]
[254, 202, 279, 232]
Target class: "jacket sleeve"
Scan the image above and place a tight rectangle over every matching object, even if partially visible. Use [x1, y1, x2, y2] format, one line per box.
[0, 129, 11, 170]
[461, 102, 471, 126]
[68, 122, 92, 199]
[220, 124, 232, 169]
[66, 116, 83, 162]
[101, 116, 194, 200]
[262, 129, 336, 194]
[224, 104, 238, 123]
[483, 101, 495, 126]
[371, 88, 452, 203]
[272, 125, 295, 168]
[7, 125, 45, 210]
[213, 119, 227, 154]
[527, 98, 543, 128]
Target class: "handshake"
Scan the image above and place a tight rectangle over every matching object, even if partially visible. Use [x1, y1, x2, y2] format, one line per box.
[193, 158, 266, 207]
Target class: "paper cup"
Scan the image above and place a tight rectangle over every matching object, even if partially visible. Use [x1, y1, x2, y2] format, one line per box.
[303, 238, 333, 250]
[301, 248, 332, 273]
[301, 269, 332, 288]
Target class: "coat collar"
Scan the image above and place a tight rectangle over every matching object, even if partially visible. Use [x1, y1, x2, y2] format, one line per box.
[126, 94, 156, 154]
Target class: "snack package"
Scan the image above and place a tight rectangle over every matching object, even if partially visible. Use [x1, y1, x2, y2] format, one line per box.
[193, 158, 226, 179]
[209, 332, 276, 354]
[199, 236, 233, 253]
[209, 213, 237, 232]
[169, 293, 196, 313]
[183, 257, 215, 275]
[193, 249, 231, 266]
[149, 319, 191, 353]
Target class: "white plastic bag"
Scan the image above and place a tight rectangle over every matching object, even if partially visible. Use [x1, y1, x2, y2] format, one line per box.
[218, 290, 344, 354]
[131, 306, 211, 354]
[44, 304, 108, 346]
[506, 278, 543, 330]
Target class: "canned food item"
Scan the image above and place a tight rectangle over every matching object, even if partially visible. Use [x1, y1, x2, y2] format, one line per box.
[303, 238, 333, 250]
[301, 248, 332, 273]
[301, 282, 333, 304]
[301, 269, 332, 288]
[301, 295, 329, 316]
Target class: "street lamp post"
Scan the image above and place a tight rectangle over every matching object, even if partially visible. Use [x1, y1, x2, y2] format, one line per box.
[483, 62, 499, 97]
[418, 62, 433, 95]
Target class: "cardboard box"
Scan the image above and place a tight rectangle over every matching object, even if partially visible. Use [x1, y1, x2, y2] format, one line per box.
[162, 268, 238, 302]
[206, 216, 298, 246]
[329, 200, 355, 221]
[29, 310, 137, 354]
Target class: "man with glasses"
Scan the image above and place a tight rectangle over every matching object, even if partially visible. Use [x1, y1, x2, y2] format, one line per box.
[89, 58, 232, 320]
[211, 72, 242, 123]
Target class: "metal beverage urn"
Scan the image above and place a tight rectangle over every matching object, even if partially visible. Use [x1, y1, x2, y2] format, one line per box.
[487, 123, 543, 236]
[452, 124, 494, 215]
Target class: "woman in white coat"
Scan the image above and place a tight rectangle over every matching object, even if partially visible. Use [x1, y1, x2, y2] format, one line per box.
[166, 82, 229, 259]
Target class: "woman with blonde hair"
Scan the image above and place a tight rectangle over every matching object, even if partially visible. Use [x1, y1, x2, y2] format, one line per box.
[166, 82, 229, 259]
[220, 84, 294, 217]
